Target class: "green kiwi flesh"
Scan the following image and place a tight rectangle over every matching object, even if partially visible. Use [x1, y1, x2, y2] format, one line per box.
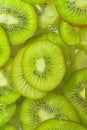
[12, 47, 47, 99]
[0, 103, 16, 127]
[35, 119, 86, 130]
[55, 0, 87, 25]
[23, 0, 46, 4]
[0, 0, 37, 45]
[22, 40, 66, 91]
[79, 28, 87, 53]
[62, 69, 87, 127]
[34, 2, 59, 28]
[20, 93, 80, 130]
[72, 50, 87, 72]
[0, 59, 20, 105]
[0, 26, 10, 67]
[58, 19, 80, 46]
[0, 124, 16, 130]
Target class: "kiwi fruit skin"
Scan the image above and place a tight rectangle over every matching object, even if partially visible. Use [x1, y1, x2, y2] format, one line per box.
[0, 0, 37, 45]
[35, 119, 86, 130]
[12, 46, 47, 99]
[55, 0, 87, 25]
[0, 124, 17, 130]
[0, 26, 10, 67]
[0, 103, 16, 127]
[22, 39, 66, 91]
[20, 93, 80, 130]
[62, 69, 87, 127]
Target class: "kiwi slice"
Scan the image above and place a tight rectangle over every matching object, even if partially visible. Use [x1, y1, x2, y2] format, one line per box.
[58, 19, 80, 46]
[55, 0, 87, 25]
[72, 50, 87, 72]
[62, 69, 87, 127]
[35, 119, 86, 130]
[0, 103, 16, 127]
[23, 0, 46, 4]
[0, 59, 20, 105]
[0, 124, 16, 130]
[79, 28, 87, 53]
[20, 93, 80, 130]
[34, 1, 59, 28]
[0, 0, 37, 45]
[22, 40, 66, 91]
[0, 26, 10, 67]
[12, 47, 47, 99]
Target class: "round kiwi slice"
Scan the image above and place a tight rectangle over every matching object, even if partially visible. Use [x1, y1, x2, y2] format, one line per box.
[35, 119, 86, 130]
[55, 0, 87, 25]
[0, 103, 16, 127]
[0, 124, 17, 130]
[0, 0, 37, 45]
[0, 59, 20, 105]
[12, 47, 47, 99]
[72, 50, 87, 72]
[23, 0, 46, 4]
[58, 19, 80, 46]
[28, 31, 71, 77]
[0, 26, 10, 67]
[62, 69, 87, 127]
[34, 1, 59, 29]
[22, 40, 66, 91]
[20, 93, 80, 130]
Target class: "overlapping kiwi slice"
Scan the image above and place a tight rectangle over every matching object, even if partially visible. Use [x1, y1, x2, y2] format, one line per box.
[12, 47, 47, 99]
[62, 69, 87, 127]
[0, 26, 10, 67]
[0, 103, 16, 127]
[0, 59, 20, 105]
[55, 0, 87, 25]
[22, 40, 66, 91]
[20, 93, 80, 130]
[0, 0, 37, 45]
[58, 19, 80, 46]
[34, 1, 59, 29]
[35, 119, 86, 130]
[72, 50, 87, 72]
[0, 124, 16, 130]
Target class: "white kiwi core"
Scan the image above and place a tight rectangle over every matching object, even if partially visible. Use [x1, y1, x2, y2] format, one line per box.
[0, 14, 19, 25]
[38, 109, 55, 122]
[36, 58, 46, 73]
[0, 71, 7, 87]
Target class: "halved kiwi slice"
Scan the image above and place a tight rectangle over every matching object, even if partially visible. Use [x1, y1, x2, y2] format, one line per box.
[35, 119, 86, 130]
[0, 0, 37, 45]
[22, 40, 66, 91]
[55, 0, 87, 25]
[12, 47, 47, 99]
[0, 26, 10, 67]
[0, 59, 20, 105]
[72, 50, 87, 72]
[0, 103, 16, 127]
[20, 93, 80, 130]
[62, 69, 87, 127]
[34, 1, 59, 28]
[0, 124, 16, 130]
